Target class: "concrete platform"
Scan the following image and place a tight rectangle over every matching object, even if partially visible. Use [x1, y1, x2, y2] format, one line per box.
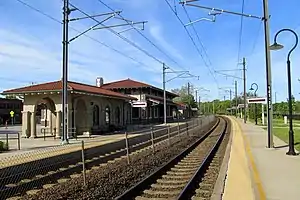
[222, 116, 300, 200]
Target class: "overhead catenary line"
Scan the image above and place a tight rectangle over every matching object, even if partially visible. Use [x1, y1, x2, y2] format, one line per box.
[14, 0, 155, 70]
[181, 5, 212, 66]
[95, 0, 188, 72]
[234, 0, 246, 81]
[69, 2, 165, 65]
[164, 0, 219, 86]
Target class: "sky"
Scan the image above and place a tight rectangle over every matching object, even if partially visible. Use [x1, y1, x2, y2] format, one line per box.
[0, 0, 300, 102]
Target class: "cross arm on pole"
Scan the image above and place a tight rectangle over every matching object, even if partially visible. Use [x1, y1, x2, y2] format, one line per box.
[166, 72, 189, 83]
[181, 1, 263, 20]
[69, 11, 122, 22]
[93, 21, 148, 30]
[215, 71, 243, 80]
[69, 15, 115, 43]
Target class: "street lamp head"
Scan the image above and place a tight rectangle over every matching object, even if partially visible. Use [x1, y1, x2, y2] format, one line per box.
[249, 87, 254, 91]
[269, 42, 284, 51]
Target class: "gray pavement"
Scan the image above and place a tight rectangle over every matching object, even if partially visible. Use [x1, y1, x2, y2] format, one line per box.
[239, 119, 300, 200]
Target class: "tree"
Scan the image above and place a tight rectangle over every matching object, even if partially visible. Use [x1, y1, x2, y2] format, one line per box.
[172, 84, 197, 108]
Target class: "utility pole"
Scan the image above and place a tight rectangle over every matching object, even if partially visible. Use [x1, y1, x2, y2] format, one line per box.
[163, 63, 167, 124]
[230, 89, 232, 115]
[235, 81, 238, 118]
[62, 0, 70, 144]
[198, 96, 201, 115]
[275, 92, 277, 103]
[263, 0, 273, 148]
[187, 82, 190, 118]
[243, 57, 247, 123]
[195, 90, 198, 115]
[182, 0, 274, 148]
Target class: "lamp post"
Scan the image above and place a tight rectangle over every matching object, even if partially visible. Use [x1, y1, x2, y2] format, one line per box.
[270, 28, 298, 156]
[249, 83, 258, 125]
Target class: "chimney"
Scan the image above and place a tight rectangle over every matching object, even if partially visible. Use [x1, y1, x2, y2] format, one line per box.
[96, 77, 104, 87]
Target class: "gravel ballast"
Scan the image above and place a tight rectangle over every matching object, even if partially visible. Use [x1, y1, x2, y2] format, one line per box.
[22, 120, 217, 200]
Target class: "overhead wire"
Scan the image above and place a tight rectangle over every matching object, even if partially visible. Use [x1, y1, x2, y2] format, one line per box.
[164, 0, 219, 86]
[96, 0, 187, 72]
[181, 5, 212, 66]
[14, 0, 154, 70]
[249, 20, 263, 56]
[233, 0, 246, 82]
[69, 2, 165, 65]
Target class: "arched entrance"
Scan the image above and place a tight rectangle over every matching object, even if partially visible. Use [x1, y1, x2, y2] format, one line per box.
[35, 97, 56, 137]
[93, 105, 100, 126]
[75, 99, 88, 135]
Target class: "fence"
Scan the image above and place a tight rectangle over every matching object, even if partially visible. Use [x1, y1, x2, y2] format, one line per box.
[0, 131, 20, 151]
[0, 115, 216, 199]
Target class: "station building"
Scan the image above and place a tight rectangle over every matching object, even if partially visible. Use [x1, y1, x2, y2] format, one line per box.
[101, 78, 179, 124]
[1, 78, 181, 138]
[2, 80, 136, 138]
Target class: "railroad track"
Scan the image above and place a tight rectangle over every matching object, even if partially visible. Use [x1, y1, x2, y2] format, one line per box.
[0, 118, 215, 200]
[116, 116, 230, 200]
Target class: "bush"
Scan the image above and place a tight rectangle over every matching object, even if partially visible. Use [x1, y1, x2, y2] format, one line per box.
[0, 141, 9, 152]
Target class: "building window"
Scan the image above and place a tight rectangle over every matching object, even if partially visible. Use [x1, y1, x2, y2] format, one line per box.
[93, 105, 99, 126]
[132, 107, 139, 118]
[115, 107, 120, 124]
[105, 106, 110, 124]
[125, 89, 131, 94]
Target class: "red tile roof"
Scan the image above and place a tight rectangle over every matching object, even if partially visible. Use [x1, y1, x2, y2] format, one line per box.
[2, 80, 136, 100]
[102, 78, 178, 97]
[101, 78, 150, 89]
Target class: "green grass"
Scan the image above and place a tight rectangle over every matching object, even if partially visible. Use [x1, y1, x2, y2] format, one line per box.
[263, 127, 300, 151]
[248, 117, 300, 127]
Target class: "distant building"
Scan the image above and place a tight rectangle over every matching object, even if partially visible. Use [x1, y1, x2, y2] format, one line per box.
[101, 78, 179, 124]
[0, 98, 23, 125]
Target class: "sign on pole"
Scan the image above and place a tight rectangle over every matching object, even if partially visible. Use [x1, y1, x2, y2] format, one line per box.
[247, 97, 267, 104]
[10, 111, 14, 125]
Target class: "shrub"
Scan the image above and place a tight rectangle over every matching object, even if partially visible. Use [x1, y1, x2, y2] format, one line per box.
[0, 141, 9, 152]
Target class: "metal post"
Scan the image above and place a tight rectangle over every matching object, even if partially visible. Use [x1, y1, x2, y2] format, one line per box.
[177, 117, 180, 136]
[62, 0, 69, 144]
[17, 132, 20, 150]
[198, 96, 201, 115]
[167, 125, 171, 146]
[230, 89, 232, 115]
[125, 131, 130, 164]
[235, 80, 238, 118]
[187, 82, 190, 118]
[243, 57, 247, 123]
[6, 132, 9, 150]
[81, 140, 86, 186]
[163, 63, 167, 125]
[286, 60, 296, 155]
[150, 127, 155, 153]
[262, 0, 273, 148]
[43, 128, 46, 141]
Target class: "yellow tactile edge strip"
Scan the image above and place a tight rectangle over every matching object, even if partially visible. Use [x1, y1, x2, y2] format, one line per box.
[236, 119, 267, 200]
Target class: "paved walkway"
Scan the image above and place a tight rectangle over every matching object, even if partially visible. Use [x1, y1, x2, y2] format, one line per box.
[223, 117, 300, 200]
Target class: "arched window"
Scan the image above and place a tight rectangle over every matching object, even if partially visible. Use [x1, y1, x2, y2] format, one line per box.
[93, 105, 99, 126]
[115, 107, 120, 124]
[105, 106, 110, 124]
